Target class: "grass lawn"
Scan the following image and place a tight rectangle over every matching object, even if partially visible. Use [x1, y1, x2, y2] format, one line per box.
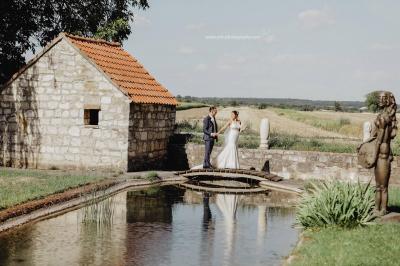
[290, 187, 400, 265]
[0, 168, 111, 210]
[291, 224, 400, 266]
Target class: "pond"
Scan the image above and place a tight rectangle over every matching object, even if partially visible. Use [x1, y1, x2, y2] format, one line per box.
[0, 185, 299, 266]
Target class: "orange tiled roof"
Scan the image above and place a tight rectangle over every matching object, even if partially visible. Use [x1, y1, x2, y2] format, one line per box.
[65, 34, 177, 106]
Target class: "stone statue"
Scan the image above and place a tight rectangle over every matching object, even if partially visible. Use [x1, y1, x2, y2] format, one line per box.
[259, 118, 270, 149]
[363, 121, 372, 142]
[358, 91, 397, 215]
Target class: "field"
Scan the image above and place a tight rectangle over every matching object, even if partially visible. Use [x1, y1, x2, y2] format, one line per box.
[0, 168, 110, 209]
[176, 106, 400, 154]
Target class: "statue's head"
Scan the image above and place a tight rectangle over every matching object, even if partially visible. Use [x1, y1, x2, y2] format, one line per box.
[378, 91, 396, 109]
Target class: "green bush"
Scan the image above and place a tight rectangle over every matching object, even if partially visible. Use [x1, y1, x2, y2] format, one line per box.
[175, 120, 202, 132]
[145, 172, 159, 181]
[296, 180, 376, 228]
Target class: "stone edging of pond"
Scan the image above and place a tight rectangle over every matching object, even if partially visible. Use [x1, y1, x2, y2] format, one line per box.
[0, 175, 188, 233]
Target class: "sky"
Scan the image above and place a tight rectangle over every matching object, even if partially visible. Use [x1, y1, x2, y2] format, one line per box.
[124, 0, 400, 101]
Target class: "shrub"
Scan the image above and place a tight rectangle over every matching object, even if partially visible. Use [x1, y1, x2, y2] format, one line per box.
[258, 103, 268, 109]
[296, 180, 376, 228]
[145, 171, 159, 181]
[175, 120, 201, 132]
[269, 132, 299, 149]
[339, 117, 351, 126]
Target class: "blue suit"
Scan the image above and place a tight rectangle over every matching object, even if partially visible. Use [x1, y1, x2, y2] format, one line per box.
[203, 115, 218, 168]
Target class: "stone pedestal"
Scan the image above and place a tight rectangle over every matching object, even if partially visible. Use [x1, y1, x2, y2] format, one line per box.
[363, 121, 372, 142]
[379, 212, 400, 223]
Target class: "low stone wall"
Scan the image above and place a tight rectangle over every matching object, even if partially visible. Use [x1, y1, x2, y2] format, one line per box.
[182, 143, 400, 182]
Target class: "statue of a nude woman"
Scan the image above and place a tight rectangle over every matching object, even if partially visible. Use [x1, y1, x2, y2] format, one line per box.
[362, 91, 397, 215]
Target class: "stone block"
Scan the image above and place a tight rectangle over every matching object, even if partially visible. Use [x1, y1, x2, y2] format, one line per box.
[68, 126, 80, 137]
[101, 96, 111, 104]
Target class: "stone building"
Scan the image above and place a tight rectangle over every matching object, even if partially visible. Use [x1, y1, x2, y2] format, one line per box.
[0, 33, 177, 171]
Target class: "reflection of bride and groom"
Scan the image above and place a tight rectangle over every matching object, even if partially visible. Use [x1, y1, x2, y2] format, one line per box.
[201, 192, 268, 264]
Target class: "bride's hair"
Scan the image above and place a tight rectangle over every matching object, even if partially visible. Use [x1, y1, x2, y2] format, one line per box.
[232, 110, 239, 119]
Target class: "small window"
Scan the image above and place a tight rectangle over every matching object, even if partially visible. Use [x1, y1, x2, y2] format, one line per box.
[84, 109, 99, 126]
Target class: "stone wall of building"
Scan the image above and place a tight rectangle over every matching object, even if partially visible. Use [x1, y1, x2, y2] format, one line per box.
[128, 104, 176, 171]
[182, 143, 400, 182]
[0, 38, 131, 171]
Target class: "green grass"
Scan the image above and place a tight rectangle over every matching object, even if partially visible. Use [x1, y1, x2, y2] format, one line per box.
[0, 168, 109, 210]
[291, 187, 400, 265]
[176, 102, 209, 111]
[389, 187, 400, 208]
[291, 224, 400, 266]
[392, 135, 400, 156]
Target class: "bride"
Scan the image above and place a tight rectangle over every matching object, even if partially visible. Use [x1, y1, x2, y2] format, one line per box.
[214, 110, 242, 169]
[192, 110, 242, 170]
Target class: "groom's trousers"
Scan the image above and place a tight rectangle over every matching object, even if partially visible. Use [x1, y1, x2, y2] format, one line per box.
[203, 140, 214, 168]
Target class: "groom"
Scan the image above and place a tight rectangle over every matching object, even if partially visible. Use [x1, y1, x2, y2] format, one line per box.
[203, 106, 218, 168]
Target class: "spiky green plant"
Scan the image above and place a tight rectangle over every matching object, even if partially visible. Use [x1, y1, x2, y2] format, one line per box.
[296, 180, 376, 228]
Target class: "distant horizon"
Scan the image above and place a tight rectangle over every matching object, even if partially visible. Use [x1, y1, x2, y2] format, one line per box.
[175, 95, 366, 103]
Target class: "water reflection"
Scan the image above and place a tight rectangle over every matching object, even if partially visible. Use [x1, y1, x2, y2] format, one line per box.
[216, 194, 239, 265]
[0, 186, 298, 266]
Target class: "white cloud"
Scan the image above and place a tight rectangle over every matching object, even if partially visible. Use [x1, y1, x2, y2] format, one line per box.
[298, 9, 335, 29]
[271, 53, 318, 65]
[185, 23, 206, 31]
[194, 63, 208, 71]
[263, 33, 277, 44]
[369, 43, 394, 51]
[178, 46, 195, 55]
[217, 63, 234, 71]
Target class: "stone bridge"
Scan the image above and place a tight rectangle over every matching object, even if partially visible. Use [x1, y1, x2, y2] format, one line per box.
[174, 168, 303, 194]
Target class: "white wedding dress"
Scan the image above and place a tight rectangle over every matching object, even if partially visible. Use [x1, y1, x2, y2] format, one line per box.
[215, 121, 241, 169]
[192, 121, 241, 170]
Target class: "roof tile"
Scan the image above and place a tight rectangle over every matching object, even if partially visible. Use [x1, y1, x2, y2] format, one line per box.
[65, 34, 177, 106]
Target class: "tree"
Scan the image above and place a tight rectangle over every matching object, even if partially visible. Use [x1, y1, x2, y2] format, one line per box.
[0, 0, 149, 84]
[334, 101, 343, 112]
[365, 91, 380, 113]
[258, 103, 268, 109]
[229, 100, 238, 107]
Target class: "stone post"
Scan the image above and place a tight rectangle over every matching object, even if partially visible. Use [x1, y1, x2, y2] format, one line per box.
[363, 121, 372, 142]
[259, 118, 270, 149]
